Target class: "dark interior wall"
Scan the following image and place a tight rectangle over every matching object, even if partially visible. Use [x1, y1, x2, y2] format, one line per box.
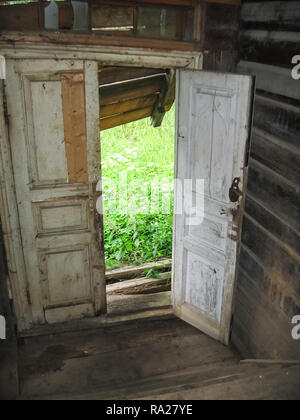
[231, 1, 300, 359]
[0, 223, 18, 399]
[202, 2, 240, 72]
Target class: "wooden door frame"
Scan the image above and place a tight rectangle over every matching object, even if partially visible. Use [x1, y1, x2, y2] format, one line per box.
[0, 42, 203, 333]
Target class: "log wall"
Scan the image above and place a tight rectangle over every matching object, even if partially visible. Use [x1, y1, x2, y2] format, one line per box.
[231, 0, 300, 360]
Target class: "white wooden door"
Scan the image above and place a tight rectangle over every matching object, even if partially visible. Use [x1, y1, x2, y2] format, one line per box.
[173, 69, 253, 345]
[5, 59, 106, 329]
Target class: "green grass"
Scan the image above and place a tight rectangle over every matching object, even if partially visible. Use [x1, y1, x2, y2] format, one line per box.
[101, 106, 175, 269]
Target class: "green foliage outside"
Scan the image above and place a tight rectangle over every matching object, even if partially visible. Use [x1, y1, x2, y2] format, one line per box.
[101, 107, 175, 269]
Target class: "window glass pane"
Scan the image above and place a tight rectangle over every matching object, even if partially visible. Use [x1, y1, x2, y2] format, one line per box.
[71, 0, 89, 31]
[183, 8, 194, 42]
[137, 7, 177, 40]
[91, 5, 134, 35]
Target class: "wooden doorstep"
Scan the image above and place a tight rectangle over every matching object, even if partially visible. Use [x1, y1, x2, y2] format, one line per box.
[107, 272, 172, 295]
[20, 306, 175, 338]
[20, 291, 174, 338]
[107, 291, 172, 317]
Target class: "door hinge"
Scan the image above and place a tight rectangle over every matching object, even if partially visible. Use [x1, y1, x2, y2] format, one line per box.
[26, 289, 32, 306]
[2, 82, 9, 127]
[3, 100, 9, 126]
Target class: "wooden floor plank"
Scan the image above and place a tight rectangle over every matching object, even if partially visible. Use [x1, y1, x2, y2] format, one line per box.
[18, 315, 300, 400]
[19, 318, 234, 399]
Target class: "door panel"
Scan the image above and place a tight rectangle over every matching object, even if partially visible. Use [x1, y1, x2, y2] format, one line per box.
[6, 60, 106, 329]
[173, 70, 253, 345]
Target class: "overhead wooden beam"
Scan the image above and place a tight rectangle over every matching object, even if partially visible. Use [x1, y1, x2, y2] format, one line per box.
[100, 94, 157, 118]
[100, 106, 153, 130]
[92, 0, 196, 6]
[100, 75, 165, 105]
[91, 0, 240, 6]
[99, 66, 165, 86]
[151, 69, 176, 128]
[0, 30, 200, 52]
[204, 0, 240, 5]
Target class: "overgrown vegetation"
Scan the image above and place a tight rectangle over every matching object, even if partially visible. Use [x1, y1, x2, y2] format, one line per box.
[101, 107, 175, 269]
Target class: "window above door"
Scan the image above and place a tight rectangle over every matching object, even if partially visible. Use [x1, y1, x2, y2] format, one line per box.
[0, 0, 240, 52]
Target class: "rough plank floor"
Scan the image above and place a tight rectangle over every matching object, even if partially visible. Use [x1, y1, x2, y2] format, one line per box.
[18, 318, 300, 400]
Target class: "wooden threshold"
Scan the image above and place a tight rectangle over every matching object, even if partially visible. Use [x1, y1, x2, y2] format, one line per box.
[106, 272, 171, 295]
[107, 291, 172, 317]
[20, 292, 173, 338]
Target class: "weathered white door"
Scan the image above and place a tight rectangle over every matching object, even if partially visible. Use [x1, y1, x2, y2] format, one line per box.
[5, 59, 106, 329]
[173, 69, 253, 345]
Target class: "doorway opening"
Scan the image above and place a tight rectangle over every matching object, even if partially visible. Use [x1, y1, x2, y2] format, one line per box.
[99, 66, 176, 317]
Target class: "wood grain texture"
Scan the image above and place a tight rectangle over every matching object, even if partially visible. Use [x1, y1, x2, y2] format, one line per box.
[239, 31, 299, 68]
[106, 274, 171, 295]
[99, 66, 165, 86]
[0, 225, 19, 399]
[3, 60, 106, 330]
[202, 2, 240, 72]
[173, 69, 253, 345]
[250, 128, 300, 186]
[100, 106, 153, 130]
[241, 2, 300, 31]
[233, 266, 300, 360]
[18, 317, 236, 399]
[253, 95, 300, 149]
[0, 3, 44, 31]
[100, 94, 157, 118]
[100, 75, 165, 105]
[106, 259, 172, 280]
[0, 29, 199, 52]
[61, 72, 88, 184]
[18, 317, 300, 400]
[232, 0, 300, 361]
[247, 158, 300, 248]
[204, 0, 240, 4]
[99, 72, 167, 126]
[107, 291, 171, 317]
[0, 79, 32, 331]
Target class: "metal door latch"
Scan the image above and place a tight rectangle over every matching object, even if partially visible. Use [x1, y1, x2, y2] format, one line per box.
[229, 177, 243, 203]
